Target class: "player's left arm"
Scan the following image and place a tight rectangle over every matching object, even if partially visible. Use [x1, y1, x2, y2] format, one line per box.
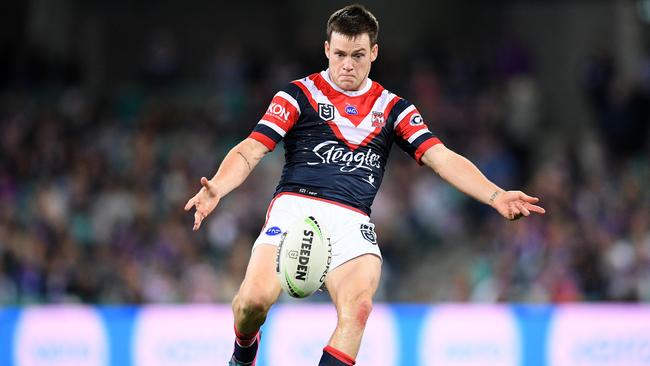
[420, 144, 545, 220]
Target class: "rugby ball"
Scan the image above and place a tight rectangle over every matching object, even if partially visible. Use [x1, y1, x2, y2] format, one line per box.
[275, 216, 332, 298]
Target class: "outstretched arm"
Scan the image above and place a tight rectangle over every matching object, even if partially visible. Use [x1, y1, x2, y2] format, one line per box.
[184, 137, 270, 230]
[421, 144, 545, 220]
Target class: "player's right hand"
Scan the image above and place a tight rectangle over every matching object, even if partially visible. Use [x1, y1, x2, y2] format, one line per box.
[184, 177, 220, 231]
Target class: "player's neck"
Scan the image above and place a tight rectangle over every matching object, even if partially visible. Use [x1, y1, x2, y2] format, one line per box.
[323, 69, 372, 97]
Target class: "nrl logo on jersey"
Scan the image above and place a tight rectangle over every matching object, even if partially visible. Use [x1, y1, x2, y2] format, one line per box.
[318, 103, 335, 121]
[371, 111, 385, 128]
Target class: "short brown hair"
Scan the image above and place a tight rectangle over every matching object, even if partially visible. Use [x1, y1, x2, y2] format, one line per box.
[327, 4, 379, 45]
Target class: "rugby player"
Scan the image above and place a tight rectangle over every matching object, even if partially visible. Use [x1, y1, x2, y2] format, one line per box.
[185, 4, 545, 365]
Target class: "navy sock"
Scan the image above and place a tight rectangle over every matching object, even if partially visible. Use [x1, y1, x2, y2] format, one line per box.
[318, 346, 355, 366]
[232, 331, 259, 364]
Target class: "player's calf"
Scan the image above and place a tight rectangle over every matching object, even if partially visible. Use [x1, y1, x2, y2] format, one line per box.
[328, 294, 373, 354]
[229, 290, 275, 365]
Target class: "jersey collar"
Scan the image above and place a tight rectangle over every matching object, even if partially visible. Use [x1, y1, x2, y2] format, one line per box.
[321, 69, 373, 97]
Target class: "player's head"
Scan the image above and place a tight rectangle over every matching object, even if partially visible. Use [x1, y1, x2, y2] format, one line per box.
[325, 4, 379, 91]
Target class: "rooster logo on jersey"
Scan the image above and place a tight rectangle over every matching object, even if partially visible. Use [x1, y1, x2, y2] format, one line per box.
[371, 111, 385, 128]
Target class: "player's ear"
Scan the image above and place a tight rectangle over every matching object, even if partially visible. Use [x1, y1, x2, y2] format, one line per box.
[324, 41, 330, 59]
[370, 43, 378, 62]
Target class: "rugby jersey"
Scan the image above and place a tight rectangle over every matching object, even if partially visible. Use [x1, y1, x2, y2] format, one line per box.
[249, 70, 442, 215]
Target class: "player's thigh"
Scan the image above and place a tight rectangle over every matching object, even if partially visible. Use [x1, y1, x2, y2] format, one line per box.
[325, 254, 382, 312]
[237, 243, 282, 305]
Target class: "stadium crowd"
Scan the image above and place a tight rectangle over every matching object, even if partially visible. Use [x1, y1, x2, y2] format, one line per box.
[1, 36, 648, 304]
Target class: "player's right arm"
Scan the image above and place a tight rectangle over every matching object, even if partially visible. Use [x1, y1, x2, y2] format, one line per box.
[184, 138, 270, 231]
[185, 84, 302, 231]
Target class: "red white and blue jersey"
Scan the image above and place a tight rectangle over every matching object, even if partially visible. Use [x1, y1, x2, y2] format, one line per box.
[249, 70, 442, 216]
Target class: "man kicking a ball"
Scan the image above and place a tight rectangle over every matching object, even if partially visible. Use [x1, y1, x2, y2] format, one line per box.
[185, 4, 545, 365]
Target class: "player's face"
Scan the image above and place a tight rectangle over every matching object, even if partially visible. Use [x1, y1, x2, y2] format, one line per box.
[325, 32, 378, 91]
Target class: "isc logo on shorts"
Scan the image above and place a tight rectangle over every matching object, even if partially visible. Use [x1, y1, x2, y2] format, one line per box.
[265, 226, 282, 236]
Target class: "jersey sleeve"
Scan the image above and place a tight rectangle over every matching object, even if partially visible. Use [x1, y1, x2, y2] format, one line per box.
[391, 99, 442, 164]
[249, 83, 302, 151]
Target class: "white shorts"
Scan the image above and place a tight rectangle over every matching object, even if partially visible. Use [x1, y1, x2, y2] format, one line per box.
[253, 193, 382, 271]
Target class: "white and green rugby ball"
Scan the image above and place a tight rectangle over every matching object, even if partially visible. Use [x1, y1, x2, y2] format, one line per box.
[275, 216, 332, 298]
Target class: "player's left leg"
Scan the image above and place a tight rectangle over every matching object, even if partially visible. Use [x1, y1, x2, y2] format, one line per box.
[319, 253, 382, 366]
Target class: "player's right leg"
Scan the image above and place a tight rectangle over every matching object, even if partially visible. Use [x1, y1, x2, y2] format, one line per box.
[229, 243, 282, 366]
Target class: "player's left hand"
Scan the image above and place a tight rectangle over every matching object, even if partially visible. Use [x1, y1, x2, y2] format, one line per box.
[490, 190, 545, 221]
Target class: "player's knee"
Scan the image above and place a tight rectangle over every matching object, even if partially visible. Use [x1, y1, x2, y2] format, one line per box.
[233, 290, 274, 319]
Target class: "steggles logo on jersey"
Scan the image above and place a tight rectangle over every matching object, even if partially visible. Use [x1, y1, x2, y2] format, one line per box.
[266, 102, 291, 121]
[318, 103, 335, 121]
[371, 111, 385, 128]
[409, 114, 424, 126]
[307, 141, 381, 173]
